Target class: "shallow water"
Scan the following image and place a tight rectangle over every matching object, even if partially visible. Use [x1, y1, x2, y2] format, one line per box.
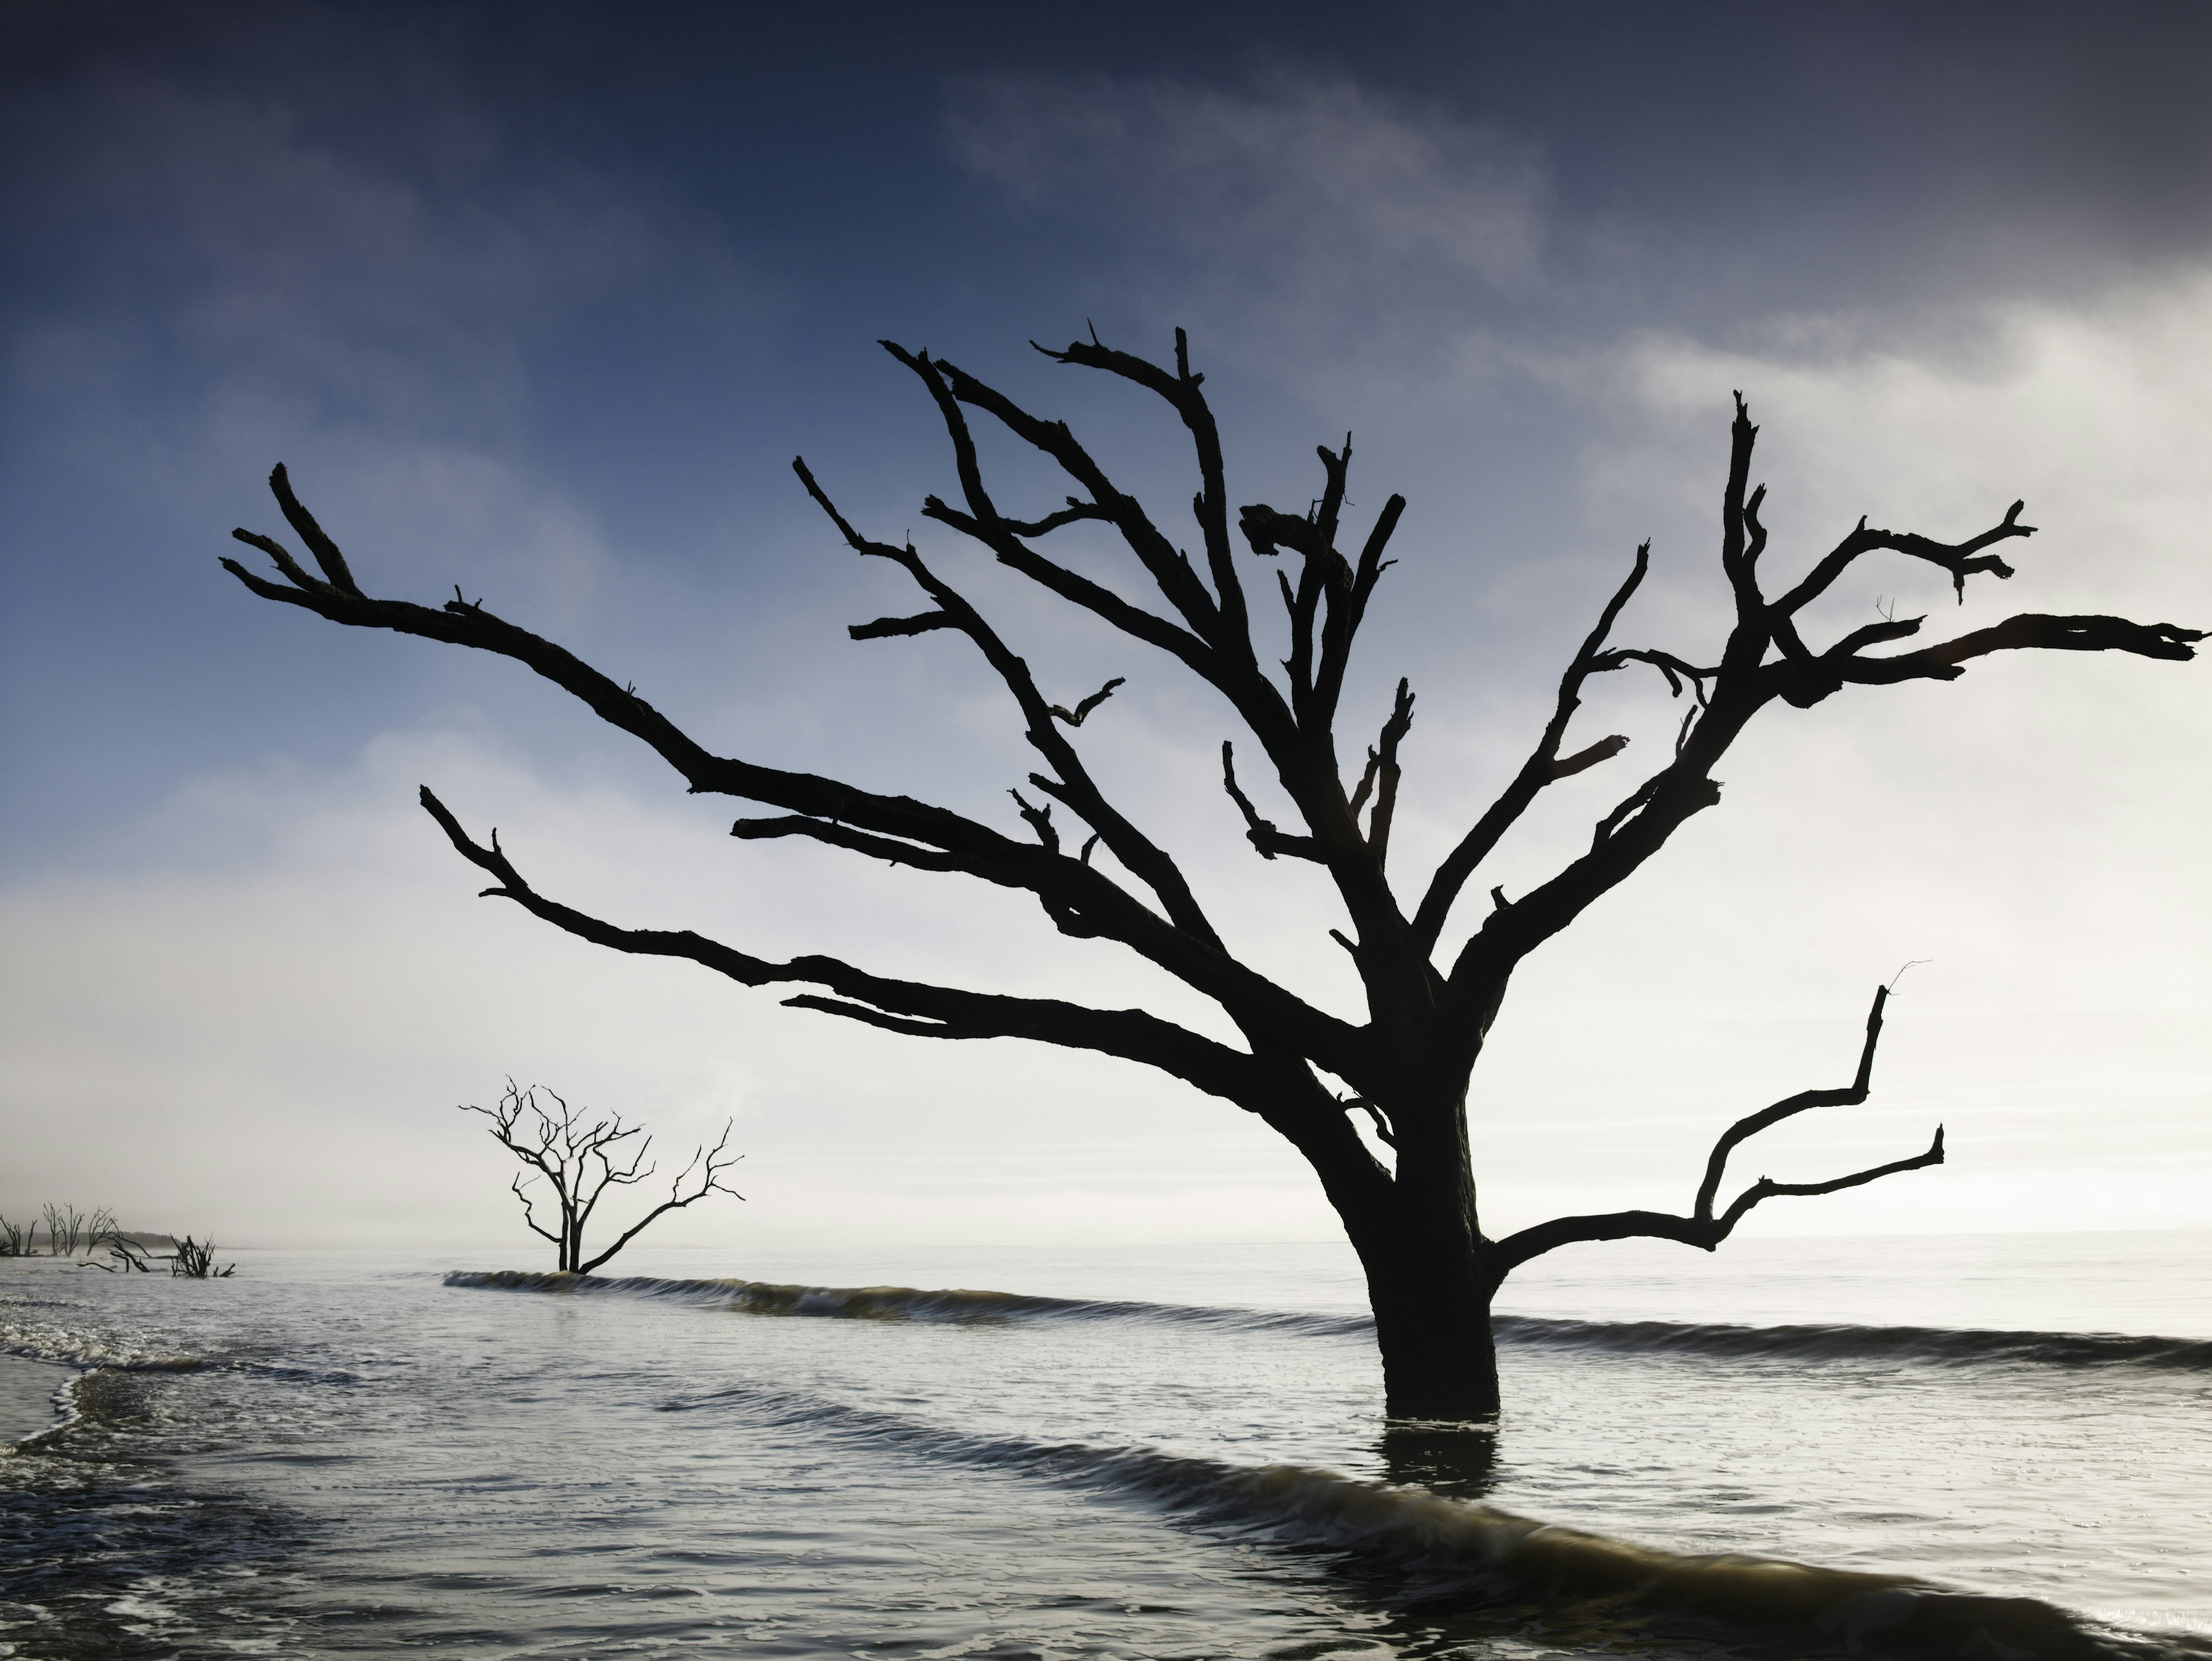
[2, 1232, 2208, 1659]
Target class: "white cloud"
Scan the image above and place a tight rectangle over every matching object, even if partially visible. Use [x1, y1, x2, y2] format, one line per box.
[0, 726, 1332, 1251]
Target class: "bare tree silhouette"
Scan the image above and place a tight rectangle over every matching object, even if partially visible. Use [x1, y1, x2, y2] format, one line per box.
[40, 1202, 89, 1258]
[462, 1082, 743, 1274]
[226, 330, 2202, 1418]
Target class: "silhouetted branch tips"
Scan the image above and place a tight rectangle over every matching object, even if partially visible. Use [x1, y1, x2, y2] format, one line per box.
[1050, 676, 1125, 726]
[1550, 733, 1630, 780]
[267, 463, 363, 596]
[791, 456, 882, 555]
[418, 786, 527, 899]
[850, 611, 956, 640]
[1365, 678, 1414, 862]
[1008, 787, 1059, 853]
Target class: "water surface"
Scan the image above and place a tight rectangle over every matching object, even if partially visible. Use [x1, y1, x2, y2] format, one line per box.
[3, 1232, 2207, 1658]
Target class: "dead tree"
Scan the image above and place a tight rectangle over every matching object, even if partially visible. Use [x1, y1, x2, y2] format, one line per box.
[168, 1236, 235, 1278]
[461, 1081, 744, 1274]
[40, 1202, 89, 1257]
[225, 332, 2202, 1418]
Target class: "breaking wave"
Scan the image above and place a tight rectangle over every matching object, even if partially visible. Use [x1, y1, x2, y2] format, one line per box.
[661, 1382, 2198, 1660]
[1493, 1315, 2212, 1372]
[444, 1268, 1370, 1335]
[449, 1270, 2212, 1373]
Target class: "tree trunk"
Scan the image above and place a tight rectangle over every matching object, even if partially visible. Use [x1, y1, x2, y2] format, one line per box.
[1362, 1238, 1504, 1424]
[1333, 1077, 1503, 1421]
[1350, 1214, 1502, 1420]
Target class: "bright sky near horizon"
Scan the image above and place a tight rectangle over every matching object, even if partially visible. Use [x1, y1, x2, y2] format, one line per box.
[3, 2, 2208, 1256]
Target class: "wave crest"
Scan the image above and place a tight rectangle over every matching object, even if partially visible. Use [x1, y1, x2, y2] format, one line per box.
[447, 1270, 2212, 1374]
[1497, 1315, 2212, 1372]
[666, 1383, 2194, 1659]
[443, 1269, 1366, 1334]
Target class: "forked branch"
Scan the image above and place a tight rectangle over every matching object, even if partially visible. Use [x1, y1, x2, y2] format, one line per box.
[1411, 542, 1658, 952]
[1492, 984, 1943, 1269]
[1222, 741, 1324, 862]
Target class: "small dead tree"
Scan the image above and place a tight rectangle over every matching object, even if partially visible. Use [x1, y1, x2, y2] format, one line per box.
[0, 1216, 28, 1257]
[461, 1082, 744, 1274]
[40, 1203, 88, 1258]
[227, 331, 2202, 1418]
[169, 1236, 235, 1278]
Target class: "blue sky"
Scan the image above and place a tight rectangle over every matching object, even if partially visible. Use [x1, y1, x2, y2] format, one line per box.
[3, 2, 2208, 1254]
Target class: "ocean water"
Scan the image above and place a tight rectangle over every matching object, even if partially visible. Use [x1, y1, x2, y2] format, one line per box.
[2, 1231, 2208, 1659]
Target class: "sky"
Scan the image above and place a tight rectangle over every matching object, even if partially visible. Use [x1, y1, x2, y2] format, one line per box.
[2, 1, 2208, 1259]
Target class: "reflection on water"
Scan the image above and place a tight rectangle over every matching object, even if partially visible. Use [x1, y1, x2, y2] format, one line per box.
[1378, 1418, 1501, 1501]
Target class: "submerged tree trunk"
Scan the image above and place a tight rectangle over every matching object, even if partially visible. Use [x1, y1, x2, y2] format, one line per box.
[1324, 1073, 1505, 1421]
[1357, 1229, 1501, 1420]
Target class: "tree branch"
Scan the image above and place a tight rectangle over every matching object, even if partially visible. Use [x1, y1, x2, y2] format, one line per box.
[1050, 676, 1124, 727]
[850, 611, 956, 640]
[1362, 678, 1415, 865]
[793, 450, 1226, 949]
[1221, 740, 1325, 862]
[1032, 327, 1249, 656]
[229, 470, 1382, 1060]
[1771, 612, 2208, 708]
[576, 1122, 744, 1275]
[1493, 984, 1942, 1269]
[1412, 542, 1654, 953]
[418, 786, 1297, 1108]
[1442, 401, 2203, 1002]
[1770, 499, 2035, 619]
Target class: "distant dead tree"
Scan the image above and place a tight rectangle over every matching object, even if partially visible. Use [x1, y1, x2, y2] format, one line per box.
[40, 1203, 89, 1257]
[169, 1236, 234, 1278]
[228, 330, 2203, 1419]
[85, 1226, 234, 1277]
[93, 1227, 159, 1272]
[0, 1216, 27, 1257]
[461, 1082, 744, 1274]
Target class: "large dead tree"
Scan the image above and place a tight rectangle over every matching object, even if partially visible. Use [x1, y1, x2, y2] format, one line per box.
[225, 332, 2202, 1418]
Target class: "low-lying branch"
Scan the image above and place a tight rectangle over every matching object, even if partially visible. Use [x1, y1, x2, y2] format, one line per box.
[1495, 985, 1942, 1270]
